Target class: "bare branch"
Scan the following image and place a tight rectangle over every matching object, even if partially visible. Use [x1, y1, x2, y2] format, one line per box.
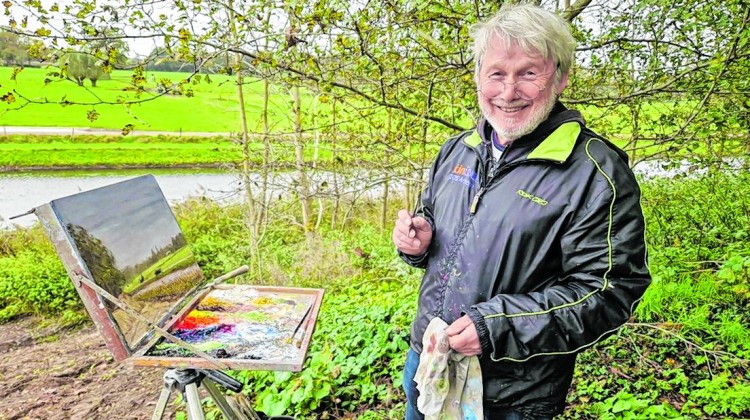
[563, 0, 593, 21]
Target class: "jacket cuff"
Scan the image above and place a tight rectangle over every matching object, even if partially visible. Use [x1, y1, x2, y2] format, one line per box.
[398, 250, 429, 268]
[467, 308, 492, 357]
[397, 215, 434, 268]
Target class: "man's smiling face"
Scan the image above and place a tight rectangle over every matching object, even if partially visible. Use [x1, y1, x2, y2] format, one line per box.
[477, 37, 568, 144]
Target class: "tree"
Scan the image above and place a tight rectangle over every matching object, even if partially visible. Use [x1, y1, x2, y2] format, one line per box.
[59, 52, 104, 86]
[2, 0, 748, 216]
[566, 0, 750, 168]
[65, 224, 126, 298]
[0, 31, 29, 65]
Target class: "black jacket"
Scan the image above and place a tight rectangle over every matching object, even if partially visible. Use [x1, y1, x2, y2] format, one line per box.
[402, 103, 651, 415]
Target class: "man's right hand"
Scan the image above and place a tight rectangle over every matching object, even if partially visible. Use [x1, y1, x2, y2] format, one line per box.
[392, 209, 432, 256]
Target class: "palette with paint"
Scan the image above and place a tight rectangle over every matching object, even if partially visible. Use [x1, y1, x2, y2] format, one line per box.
[33, 175, 323, 371]
[132, 284, 323, 370]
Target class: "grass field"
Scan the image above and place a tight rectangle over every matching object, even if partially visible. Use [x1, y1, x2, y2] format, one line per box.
[122, 246, 197, 294]
[2, 67, 745, 170]
[0, 66, 313, 133]
[0, 140, 244, 169]
[0, 134, 382, 169]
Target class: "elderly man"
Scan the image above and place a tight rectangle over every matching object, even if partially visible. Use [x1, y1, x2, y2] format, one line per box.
[392, 4, 651, 419]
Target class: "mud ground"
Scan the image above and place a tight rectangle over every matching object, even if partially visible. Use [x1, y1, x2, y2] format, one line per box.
[0, 317, 180, 420]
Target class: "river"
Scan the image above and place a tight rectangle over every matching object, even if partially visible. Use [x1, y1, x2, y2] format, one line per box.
[0, 169, 243, 229]
[0, 167, 393, 230]
[1, 160, 740, 229]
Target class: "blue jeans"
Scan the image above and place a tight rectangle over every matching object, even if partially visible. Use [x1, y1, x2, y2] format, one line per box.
[402, 349, 554, 420]
[403, 349, 424, 420]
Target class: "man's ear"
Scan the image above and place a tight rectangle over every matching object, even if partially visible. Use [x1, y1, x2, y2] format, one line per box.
[556, 72, 569, 95]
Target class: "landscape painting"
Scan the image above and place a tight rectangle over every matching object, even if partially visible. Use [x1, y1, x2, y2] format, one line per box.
[49, 175, 203, 349]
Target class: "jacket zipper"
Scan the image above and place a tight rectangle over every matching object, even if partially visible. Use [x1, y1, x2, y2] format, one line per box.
[470, 187, 485, 214]
[469, 139, 497, 215]
[470, 147, 501, 215]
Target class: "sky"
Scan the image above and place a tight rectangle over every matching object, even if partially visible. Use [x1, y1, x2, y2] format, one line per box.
[5, 0, 169, 58]
[50, 175, 186, 271]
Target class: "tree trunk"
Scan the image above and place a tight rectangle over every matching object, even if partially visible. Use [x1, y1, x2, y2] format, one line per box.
[381, 110, 392, 231]
[236, 54, 257, 233]
[257, 7, 274, 234]
[259, 77, 271, 231]
[228, 0, 264, 278]
[331, 96, 340, 229]
[292, 85, 313, 232]
[629, 103, 640, 168]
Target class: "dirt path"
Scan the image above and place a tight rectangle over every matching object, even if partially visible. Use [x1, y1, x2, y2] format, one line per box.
[0, 318, 179, 420]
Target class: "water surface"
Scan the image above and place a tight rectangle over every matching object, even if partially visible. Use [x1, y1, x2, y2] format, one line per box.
[1, 169, 241, 229]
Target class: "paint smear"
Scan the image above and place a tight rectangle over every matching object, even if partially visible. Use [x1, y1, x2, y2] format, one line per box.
[175, 310, 220, 330]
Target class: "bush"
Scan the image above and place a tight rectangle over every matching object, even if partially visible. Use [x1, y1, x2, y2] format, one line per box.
[0, 234, 77, 322]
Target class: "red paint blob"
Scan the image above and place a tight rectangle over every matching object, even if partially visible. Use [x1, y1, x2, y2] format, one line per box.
[175, 311, 219, 330]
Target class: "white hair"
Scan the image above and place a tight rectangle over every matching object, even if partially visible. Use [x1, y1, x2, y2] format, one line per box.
[471, 4, 577, 82]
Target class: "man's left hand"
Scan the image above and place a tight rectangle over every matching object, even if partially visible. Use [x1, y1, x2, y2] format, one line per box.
[445, 315, 482, 356]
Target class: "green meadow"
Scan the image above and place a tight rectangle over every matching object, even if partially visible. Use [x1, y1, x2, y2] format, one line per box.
[0, 140, 242, 169]
[3, 67, 742, 170]
[0, 66, 427, 170]
[0, 66, 305, 133]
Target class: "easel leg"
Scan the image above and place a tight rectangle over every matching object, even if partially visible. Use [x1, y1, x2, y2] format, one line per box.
[152, 386, 173, 420]
[184, 382, 206, 420]
[203, 379, 242, 420]
[152, 369, 263, 420]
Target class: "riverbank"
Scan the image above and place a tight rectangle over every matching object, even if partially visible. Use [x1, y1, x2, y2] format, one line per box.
[0, 170, 242, 229]
[0, 140, 243, 171]
[0, 133, 393, 171]
[1, 163, 230, 172]
[0, 125, 233, 137]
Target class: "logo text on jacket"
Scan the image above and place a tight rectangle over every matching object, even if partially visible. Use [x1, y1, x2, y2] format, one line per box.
[517, 189, 549, 206]
[447, 164, 479, 189]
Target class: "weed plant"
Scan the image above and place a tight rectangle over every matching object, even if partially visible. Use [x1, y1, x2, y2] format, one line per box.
[1, 171, 749, 418]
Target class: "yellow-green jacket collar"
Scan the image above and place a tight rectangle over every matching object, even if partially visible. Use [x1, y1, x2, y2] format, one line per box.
[463, 120, 582, 163]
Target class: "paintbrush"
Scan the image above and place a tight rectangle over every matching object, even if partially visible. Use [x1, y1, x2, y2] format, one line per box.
[287, 303, 312, 347]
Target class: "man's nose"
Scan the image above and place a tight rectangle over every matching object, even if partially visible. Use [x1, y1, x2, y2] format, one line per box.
[499, 81, 519, 101]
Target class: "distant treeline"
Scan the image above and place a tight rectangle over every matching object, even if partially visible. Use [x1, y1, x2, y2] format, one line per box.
[121, 233, 187, 281]
[0, 30, 224, 74]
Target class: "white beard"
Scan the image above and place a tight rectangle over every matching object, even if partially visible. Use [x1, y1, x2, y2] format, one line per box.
[482, 88, 557, 144]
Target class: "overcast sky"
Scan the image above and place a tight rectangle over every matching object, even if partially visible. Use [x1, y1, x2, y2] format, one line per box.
[51, 175, 184, 271]
[5, 0, 169, 57]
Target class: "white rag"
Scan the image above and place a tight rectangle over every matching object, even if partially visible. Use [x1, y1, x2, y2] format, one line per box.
[414, 317, 484, 420]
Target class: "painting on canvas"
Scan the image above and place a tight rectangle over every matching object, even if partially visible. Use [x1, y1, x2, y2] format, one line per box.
[48, 175, 203, 350]
[37, 175, 323, 370]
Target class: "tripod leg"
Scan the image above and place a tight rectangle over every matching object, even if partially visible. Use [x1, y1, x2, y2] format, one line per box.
[152, 387, 173, 420]
[184, 383, 206, 420]
[203, 379, 244, 420]
[227, 393, 263, 420]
